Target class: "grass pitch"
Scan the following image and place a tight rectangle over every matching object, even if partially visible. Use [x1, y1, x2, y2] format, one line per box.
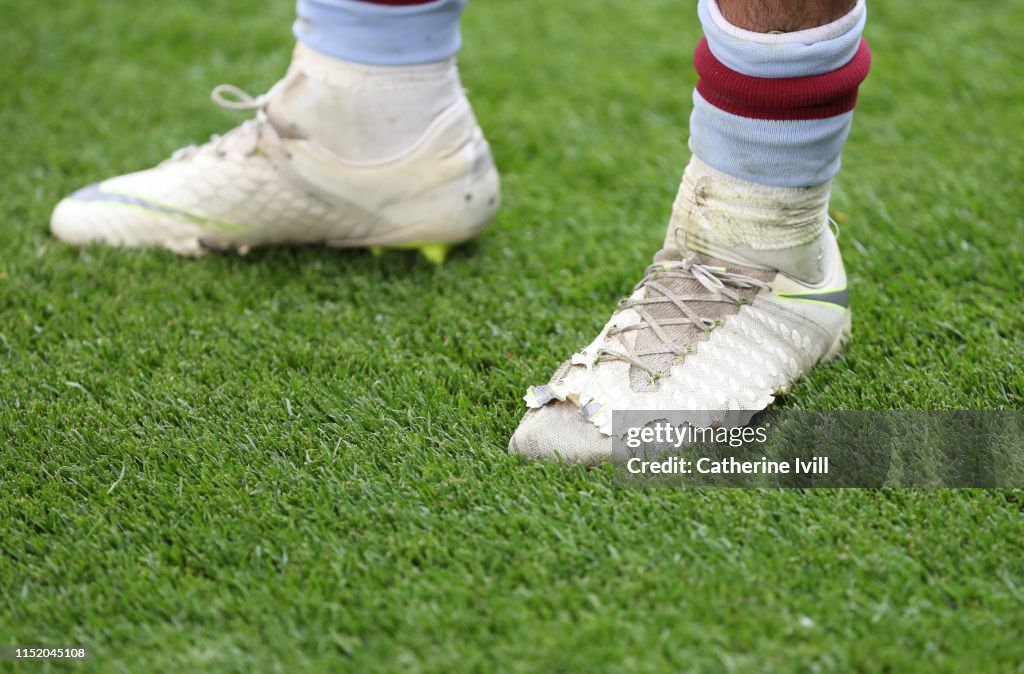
[1, 0, 1023, 671]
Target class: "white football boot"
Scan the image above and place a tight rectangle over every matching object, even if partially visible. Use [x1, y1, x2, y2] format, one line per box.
[509, 157, 851, 465]
[51, 43, 500, 262]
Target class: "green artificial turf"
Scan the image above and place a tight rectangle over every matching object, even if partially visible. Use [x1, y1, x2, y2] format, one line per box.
[2, 0, 1023, 671]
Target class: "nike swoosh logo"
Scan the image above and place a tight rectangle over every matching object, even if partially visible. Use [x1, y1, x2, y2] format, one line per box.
[776, 287, 849, 309]
[70, 184, 249, 231]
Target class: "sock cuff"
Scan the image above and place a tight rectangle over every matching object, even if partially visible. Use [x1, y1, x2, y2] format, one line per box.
[698, 0, 866, 78]
[294, 0, 466, 66]
[672, 155, 831, 251]
[694, 37, 871, 120]
[288, 41, 457, 88]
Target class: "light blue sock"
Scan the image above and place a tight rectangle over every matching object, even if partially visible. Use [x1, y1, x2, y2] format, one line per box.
[689, 0, 869, 187]
[294, 0, 467, 66]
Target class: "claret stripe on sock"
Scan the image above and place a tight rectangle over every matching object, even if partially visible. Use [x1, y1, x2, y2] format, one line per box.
[694, 37, 871, 121]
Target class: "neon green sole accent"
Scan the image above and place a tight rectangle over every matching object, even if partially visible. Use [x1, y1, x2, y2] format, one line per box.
[368, 242, 452, 265]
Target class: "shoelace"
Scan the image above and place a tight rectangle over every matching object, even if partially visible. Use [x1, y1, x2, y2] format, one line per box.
[594, 251, 771, 377]
[210, 83, 271, 112]
[169, 84, 271, 160]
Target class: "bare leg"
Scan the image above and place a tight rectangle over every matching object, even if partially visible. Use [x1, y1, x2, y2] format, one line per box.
[718, 0, 856, 31]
